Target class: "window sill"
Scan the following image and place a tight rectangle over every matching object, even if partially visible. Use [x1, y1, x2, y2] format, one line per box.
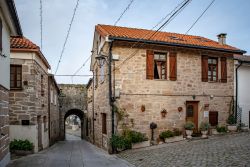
[10, 88, 23, 91]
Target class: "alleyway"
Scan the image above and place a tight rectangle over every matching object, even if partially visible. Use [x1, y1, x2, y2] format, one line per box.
[7, 134, 133, 167]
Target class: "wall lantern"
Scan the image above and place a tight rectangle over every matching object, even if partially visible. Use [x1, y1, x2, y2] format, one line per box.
[192, 95, 196, 100]
[161, 109, 167, 118]
[141, 105, 145, 112]
[178, 107, 183, 112]
[95, 54, 107, 68]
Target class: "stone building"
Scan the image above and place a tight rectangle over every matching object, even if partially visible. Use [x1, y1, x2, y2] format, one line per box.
[58, 84, 87, 140]
[48, 75, 60, 145]
[86, 78, 94, 142]
[0, 1, 22, 166]
[88, 25, 246, 151]
[9, 36, 51, 152]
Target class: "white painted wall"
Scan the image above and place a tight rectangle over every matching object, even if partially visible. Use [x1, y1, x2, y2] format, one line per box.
[0, 11, 11, 89]
[9, 125, 39, 152]
[238, 65, 250, 128]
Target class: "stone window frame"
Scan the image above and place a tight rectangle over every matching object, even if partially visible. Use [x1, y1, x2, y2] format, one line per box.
[10, 65, 22, 90]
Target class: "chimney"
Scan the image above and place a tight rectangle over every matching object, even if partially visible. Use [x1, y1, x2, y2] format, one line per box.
[217, 33, 227, 45]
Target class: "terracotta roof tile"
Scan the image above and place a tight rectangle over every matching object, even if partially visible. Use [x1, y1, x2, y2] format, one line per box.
[96, 24, 245, 53]
[10, 36, 39, 50]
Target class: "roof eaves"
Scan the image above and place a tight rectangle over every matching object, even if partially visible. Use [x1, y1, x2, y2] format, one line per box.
[6, 0, 23, 36]
[109, 36, 246, 54]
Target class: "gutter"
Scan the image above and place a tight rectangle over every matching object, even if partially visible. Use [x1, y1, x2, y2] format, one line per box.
[6, 0, 23, 36]
[109, 36, 246, 54]
[235, 61, 243, 120]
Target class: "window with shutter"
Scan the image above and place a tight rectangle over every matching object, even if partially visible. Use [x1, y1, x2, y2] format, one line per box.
[10, 65, 22, 89]
[0, 19, 2, 52]
[220, 57, 227, 83]
[169, 52, 177, 81]
[146, 50, 154, 80]
[201, 55, 208, 82]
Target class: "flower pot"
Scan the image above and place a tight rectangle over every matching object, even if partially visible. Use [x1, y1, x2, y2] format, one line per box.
[12, 150, 33, 156]
[201, 130, 208, 138]
[227, 125, 237, 132]
[164, 136, 184, 143]
[185, 130, 193, 139]
[132, 140, 150, 149]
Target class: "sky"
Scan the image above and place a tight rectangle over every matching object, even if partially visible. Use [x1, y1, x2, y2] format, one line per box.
[14, 0, 250, 84]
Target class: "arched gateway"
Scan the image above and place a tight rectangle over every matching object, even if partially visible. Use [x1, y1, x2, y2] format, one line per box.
[58, 84, 87, 140]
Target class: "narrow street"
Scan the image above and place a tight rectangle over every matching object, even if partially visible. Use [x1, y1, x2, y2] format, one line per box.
[7, 134, 133, 167]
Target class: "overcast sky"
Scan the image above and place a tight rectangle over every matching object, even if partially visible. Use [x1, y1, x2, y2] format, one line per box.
[14, 0, 250, 84]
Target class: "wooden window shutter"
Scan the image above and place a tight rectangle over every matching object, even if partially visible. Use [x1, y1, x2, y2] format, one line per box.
[0, 19, 2, 52]
[209, 111, 218, 126]
[169, 52, 177, 81]
[201, 55, 208, 82]
[146, 50, 154, 80]
[221, 57, 227, 83]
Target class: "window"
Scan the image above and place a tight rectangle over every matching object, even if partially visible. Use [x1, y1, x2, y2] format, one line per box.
[41, 75, 44, 96]
[50, 90, 53, 104]
[102, 113, 107, 134]
[21, 120, 30, 125]
[54, 94, 57, 105]
[94, 68, 98, 88]
[10, 65, 22, 89]
[154, 53, 167, 79]
[208, 58, 218, 82]
[0, 19, 2, 52]
[146, 50, 177, 80]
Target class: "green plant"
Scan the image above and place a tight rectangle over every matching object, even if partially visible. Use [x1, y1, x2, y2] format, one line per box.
[110, 134, 131, 151]
[173, 128, 182, 136]
[199, 122, 211, 131]
[127, 131, 148, 143]
[159, 130, 174, 140]
[216, 126, 227, 133]
[10, 139, 34, 151]
[113, 105, 127, 122]
[184, 122, 195, 130]
[227, 114, 236, 125]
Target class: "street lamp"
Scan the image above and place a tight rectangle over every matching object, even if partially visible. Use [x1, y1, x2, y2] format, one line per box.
[95, 54, 108, 67]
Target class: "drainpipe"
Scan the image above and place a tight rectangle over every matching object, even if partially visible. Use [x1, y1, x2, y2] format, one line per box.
[235, 61, 242, 120]
[108, 41, 114, 137]
[48, 76, 51, 146]
[92, 72, 95, 144]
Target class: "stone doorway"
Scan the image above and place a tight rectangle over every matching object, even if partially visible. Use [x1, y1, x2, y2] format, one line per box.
[63, 109, 84, 140]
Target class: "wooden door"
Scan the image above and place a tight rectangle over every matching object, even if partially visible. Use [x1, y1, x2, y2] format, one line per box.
[37, 116, 42, 151]
[186, 102, 199, 132]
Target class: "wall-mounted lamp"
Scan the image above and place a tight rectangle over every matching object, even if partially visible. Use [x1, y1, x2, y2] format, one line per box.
[178, 107, 183, 112]
[161, 109, 167, 118]
[95, 54, 108, 68]
[192, 95, 196, 100]
[141, 105, 145, 112]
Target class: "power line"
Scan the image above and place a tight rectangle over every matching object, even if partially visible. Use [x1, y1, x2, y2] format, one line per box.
[185, 0, 216, 34]
[116, 0, 192, 69]
[73, 55, 91, 75]
[114, 0, 135, 25]
[39, 0, 43, 51]
[54, 0, 80, 75]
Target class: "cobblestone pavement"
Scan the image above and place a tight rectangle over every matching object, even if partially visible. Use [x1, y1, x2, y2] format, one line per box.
[7, 134, 133, 167]
[118, 132, 250, 167]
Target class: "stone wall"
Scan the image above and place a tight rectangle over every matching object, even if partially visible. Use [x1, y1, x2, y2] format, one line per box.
[9, 58, 49, 151]
[90, 41, 234, 148]
[58, 84, 87, 140]
[0, 85, 10, 166]
[49, 76, 60, 145]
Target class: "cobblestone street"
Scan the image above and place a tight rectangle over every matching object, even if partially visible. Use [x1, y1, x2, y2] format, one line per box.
[118, 132, 250, 167]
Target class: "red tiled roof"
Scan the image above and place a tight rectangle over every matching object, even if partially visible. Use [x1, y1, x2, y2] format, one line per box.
[96, 24, 245, 54]
[11, 36, 39, 50]
[10, 36, 50, 69]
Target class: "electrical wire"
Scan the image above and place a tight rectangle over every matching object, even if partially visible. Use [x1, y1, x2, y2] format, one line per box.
[185, 0, 216, 34]
[116, 0, 192, 69]
[73, 55, 91, 75]
[114, 0, 135, 26]
[40, 0, 42, 50]
[54, 0, 80, 75]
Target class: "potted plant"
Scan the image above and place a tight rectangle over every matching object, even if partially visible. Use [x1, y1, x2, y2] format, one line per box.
[159, 130, 174, 142]
[199, 122, 210, 138]
[227, 114, 237, 132]
[10, 139, 34, 156]
[184, 121, 194, 139]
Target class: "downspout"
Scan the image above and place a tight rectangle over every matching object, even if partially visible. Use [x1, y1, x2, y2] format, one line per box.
[235, 61, 242, 120]
[48, 76, 51, 145]
[108, 41, 114, 137]
[92, 72, 95, 144]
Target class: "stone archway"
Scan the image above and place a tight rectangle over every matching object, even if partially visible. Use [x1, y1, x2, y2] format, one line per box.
[64, 109, 84, 139]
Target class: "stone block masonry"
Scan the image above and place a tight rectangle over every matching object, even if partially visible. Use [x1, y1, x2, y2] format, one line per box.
[0, 85, 10, 167]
